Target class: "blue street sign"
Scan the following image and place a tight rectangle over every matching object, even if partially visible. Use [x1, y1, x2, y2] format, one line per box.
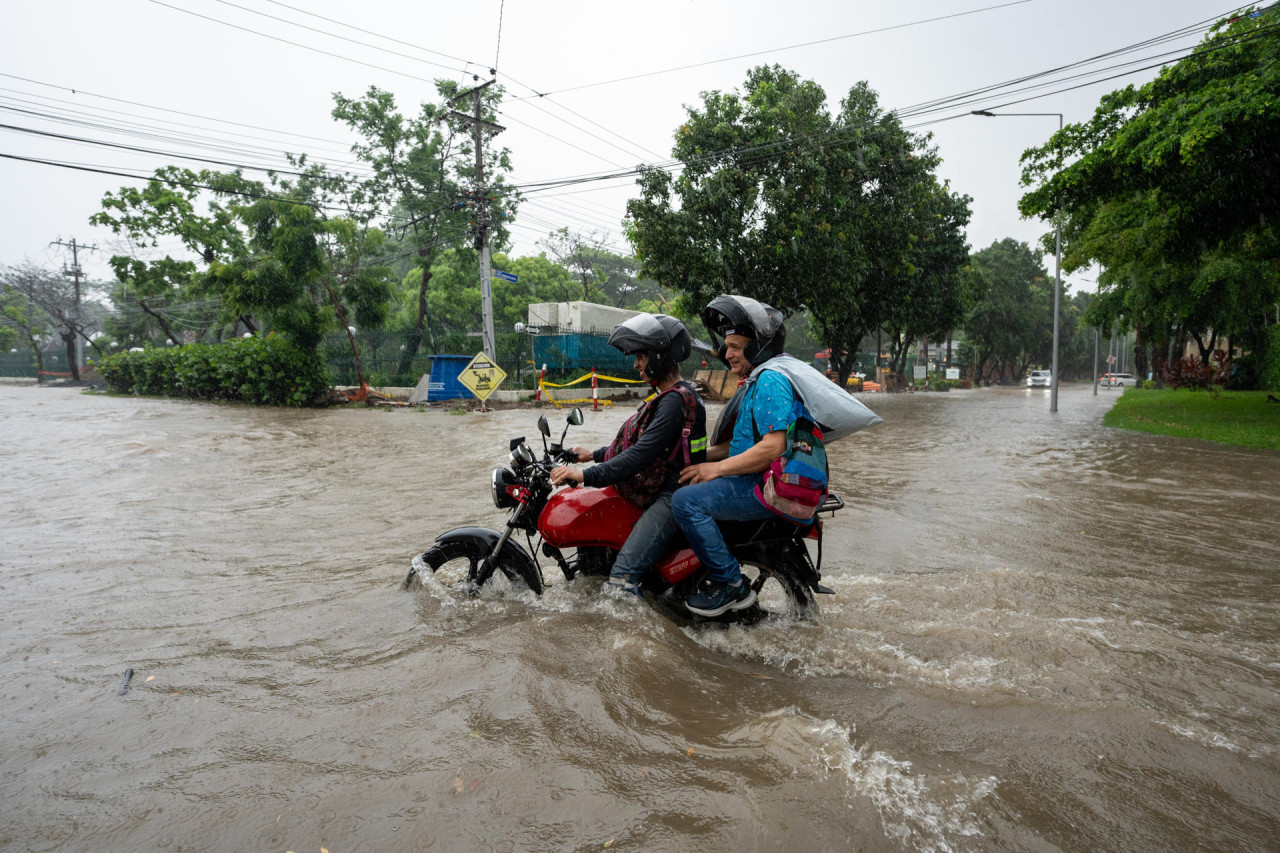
[493, 270, 518, 283]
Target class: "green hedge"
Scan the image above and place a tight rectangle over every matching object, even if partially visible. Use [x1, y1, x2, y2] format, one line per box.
[1263, 324, 1280, 392]
[98, 334, 329, 406]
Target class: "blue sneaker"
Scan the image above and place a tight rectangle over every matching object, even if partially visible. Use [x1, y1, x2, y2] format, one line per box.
[685, 578, 757, 617]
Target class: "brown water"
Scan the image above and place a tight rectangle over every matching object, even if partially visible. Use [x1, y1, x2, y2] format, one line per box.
[1, 383, 1277, 852]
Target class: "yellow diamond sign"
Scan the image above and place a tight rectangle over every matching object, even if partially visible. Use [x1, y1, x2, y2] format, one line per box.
[457, 352, 507, 402]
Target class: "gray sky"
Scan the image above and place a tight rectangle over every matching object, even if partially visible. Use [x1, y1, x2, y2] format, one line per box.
[1, 0, 1238, 294]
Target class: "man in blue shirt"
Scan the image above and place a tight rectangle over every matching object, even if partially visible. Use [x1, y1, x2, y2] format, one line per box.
[672, 295, 805, 617]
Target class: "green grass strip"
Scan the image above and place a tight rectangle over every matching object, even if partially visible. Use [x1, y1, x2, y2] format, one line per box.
[1103, 388, 1280, 451]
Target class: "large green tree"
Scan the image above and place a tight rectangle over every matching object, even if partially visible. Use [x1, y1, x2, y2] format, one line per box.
[877, 179, 973, 380]
[962, 239, 1054, 384]
[93, 165, 396, 386]
[1020, 9, 1280, 383]
[626, 67, 968, 385]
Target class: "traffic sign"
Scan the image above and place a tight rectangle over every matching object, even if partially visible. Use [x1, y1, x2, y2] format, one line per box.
[457, 352, 507, 402]
[492, 270, 518, 283]
[1106, 354, 1116, 364]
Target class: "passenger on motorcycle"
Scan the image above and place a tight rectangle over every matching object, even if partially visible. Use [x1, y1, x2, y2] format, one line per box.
[549, 314, 708, 594]
[673, 295, 809, 617]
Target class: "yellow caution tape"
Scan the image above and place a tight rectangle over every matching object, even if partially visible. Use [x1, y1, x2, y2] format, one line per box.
[538, 372, 646, 388]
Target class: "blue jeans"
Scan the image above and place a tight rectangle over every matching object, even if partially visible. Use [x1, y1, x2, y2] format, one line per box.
[611, 491, 680, 582]
[671, 475, 773, 584]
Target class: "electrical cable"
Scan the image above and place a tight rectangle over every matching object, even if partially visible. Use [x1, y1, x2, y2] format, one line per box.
[211, 0, 474, 76]
[503, 0, 1039, 100]
[147, 0, 454, 87]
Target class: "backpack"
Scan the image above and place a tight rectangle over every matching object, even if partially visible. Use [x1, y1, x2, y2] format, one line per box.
[746, 378, 829, 524]
[603, 383, 701, 508]
[745, 355, 881, 443]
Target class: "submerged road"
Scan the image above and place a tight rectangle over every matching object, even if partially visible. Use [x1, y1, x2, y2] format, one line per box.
[1, 383, 1277, 851]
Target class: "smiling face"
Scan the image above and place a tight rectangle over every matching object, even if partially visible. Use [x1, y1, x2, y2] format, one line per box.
[724, 333, 753, 377]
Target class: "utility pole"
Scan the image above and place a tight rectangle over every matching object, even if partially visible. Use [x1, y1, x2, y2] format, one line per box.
[51, 237, 97, 374]
[449, 79, 505, 360]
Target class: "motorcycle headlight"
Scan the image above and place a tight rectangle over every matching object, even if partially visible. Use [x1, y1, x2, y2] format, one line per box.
[491, 466, 520, 509]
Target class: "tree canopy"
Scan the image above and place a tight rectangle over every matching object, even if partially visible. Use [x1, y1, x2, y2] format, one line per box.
[1019, 9, 1280, 381]
[626, 66, 971, 384]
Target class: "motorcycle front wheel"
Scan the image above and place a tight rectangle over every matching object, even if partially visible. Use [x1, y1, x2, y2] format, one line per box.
[410, 539, 538, 595]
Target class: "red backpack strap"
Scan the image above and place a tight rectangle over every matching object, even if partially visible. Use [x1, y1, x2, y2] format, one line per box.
[664, 383, 699, 466]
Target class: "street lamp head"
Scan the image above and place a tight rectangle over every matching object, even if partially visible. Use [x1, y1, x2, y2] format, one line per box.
[971, 110, 996, 117]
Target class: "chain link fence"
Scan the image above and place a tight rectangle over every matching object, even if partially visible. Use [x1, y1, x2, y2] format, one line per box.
[0, 349, 71, 380]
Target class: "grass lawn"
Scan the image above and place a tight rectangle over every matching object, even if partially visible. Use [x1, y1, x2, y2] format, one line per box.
[1103, 388, 1280, 450]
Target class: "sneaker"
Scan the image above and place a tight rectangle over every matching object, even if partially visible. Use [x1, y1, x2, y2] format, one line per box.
[605, 574, 643, 596]
[685, 578, 757, 617]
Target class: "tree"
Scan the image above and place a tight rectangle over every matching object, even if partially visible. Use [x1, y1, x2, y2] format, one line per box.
[877, 180, 973, 382]
[331, 82, 517, 375]
[0, 279, 50, 380]
[962, 239, 1052, 384]
[0, 263, 108, 380]
[1020, 9, 1280, 384]
[93, 165, 396, 388]
[626, 67, 966, 386]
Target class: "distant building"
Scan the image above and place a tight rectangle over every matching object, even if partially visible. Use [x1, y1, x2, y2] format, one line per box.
[525, 301, 643, 372]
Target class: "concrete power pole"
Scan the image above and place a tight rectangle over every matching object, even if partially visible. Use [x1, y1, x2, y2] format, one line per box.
[51, 237, 97, 374]
[449, 79, 505, 360]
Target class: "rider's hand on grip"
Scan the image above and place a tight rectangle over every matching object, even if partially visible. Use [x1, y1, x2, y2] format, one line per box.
[549, 465, 584, 487]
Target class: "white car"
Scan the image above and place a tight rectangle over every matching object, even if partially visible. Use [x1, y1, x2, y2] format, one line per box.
[1026, 370, 1051, 388]
[1103, 373, 1136, 387]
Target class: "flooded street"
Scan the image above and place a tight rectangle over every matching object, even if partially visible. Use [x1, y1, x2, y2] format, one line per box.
[1, 382, 1277, 852]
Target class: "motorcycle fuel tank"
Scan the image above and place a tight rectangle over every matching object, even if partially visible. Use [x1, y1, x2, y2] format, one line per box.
[538, 485, 643, 550]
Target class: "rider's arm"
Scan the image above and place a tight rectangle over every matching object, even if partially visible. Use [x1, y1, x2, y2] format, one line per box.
[679, 371, 795, 484]
[679, 431, 783, 483]
[705, 441, 730, 462]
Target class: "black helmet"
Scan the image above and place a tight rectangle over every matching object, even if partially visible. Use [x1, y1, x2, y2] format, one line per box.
[701, 295, 787, 366]
[608, 313, 692, 382]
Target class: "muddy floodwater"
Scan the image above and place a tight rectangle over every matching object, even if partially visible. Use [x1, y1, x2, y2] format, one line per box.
[1, 382, 1277, 852]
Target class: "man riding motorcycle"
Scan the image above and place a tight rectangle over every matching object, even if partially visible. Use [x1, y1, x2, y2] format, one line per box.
[550, 313, 708, 594]
[673, 295, 809, 617]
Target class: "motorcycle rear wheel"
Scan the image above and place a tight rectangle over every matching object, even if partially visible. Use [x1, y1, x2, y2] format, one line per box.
[414, 540, 535, 596]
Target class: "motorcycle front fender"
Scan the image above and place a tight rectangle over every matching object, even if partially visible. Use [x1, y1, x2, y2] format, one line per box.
[431, 526, 543, 594]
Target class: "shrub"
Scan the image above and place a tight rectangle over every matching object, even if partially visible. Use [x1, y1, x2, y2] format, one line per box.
[98, 334, 329, 406]
[1141, 379, 1156, 389]
[1263, 324, 1280, 392]
[1161, 354, 1217, 390]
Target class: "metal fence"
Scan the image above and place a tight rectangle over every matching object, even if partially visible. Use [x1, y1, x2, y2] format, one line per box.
[0, 349, 71, 379]
[1, 329, 886, 390]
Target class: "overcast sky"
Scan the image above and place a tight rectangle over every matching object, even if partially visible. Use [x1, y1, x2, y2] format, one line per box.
[1, 0, 1240, 294]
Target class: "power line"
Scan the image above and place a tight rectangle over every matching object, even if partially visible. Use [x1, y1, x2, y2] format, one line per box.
[0, 72, 354, 149]
[503, 0, 1039, 100]
[0, 151, 354, 214]
[211, 0, 476, 76]
[147, 0, 454, 87]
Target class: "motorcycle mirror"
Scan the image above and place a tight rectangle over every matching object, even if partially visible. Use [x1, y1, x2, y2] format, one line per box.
[537, 415, 550, 437]
[567, 408, 584, 426]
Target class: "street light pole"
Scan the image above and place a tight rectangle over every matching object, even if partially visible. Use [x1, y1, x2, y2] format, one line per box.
[972, 110, 1065, 412]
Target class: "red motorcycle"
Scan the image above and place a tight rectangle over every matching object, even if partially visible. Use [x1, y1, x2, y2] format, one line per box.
[406, 408, 844, 623]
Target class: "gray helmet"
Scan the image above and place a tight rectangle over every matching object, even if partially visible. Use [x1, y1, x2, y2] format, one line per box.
[608, 313, 692, 382]
[701, 295, 787, 366]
